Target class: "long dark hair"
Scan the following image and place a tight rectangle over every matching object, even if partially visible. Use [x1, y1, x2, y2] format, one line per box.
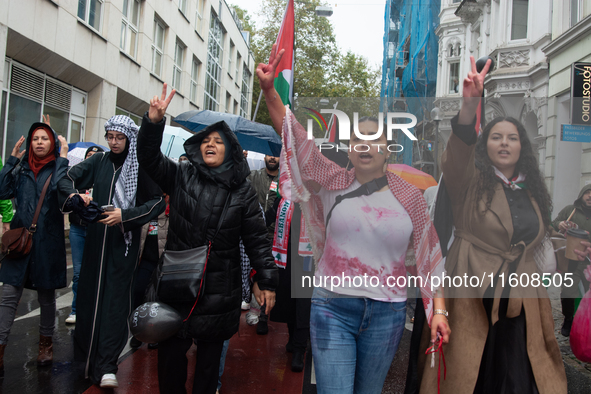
[474, 117, 552, 230]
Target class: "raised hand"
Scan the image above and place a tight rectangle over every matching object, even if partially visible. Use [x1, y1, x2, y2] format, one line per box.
[11, 136, 26, 159]
[149, 83, 176, 124]
[57, 135, 68, 158]
[256, 43, 285, 92]
[42, 114, 51, 126]
[458, 56, 491, 124]
[463, 55, 491, 99]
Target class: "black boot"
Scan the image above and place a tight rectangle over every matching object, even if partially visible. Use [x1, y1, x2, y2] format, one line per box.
[561, 298, 575, 337]
[0, 343, 5, 379]
[561, 317, 573, 337]
[291, 349, 305, 372]
[256, 318, 268, 335]
[257, 304, 268, 335]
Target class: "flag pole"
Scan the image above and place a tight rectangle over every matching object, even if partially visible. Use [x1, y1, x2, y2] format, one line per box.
[252, 90, 263, 122]
[322, 101, 338, 140]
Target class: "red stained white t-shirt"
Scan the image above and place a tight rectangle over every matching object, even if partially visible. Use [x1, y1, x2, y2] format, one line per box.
[315, 181, 413, 301]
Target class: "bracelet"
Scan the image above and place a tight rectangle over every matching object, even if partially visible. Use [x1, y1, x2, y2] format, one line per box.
[434, 309, 448, 318]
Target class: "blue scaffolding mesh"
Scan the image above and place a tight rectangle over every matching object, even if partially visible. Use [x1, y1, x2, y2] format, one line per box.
[381, 0, 440, 165]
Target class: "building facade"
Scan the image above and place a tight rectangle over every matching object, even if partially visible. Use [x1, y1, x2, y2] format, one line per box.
[434, 0, 558, 197]
[542, 1, 591, 213]
[0, 0, 255, 160]
[381, 0, 440, 169]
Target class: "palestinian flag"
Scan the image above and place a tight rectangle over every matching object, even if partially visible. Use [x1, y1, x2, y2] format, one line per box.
[274, 0, 295, 107]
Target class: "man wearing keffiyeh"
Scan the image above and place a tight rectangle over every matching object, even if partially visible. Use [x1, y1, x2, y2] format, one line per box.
[57, 115, 166, 389]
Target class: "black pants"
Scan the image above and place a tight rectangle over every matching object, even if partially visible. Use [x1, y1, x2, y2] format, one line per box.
[286, 298, 311, 351]
[158, 335, 224, 394]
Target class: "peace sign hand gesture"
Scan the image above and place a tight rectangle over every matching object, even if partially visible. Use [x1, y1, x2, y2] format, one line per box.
[463, 56, 491, 99]
[458, 56, 491, 124]
[149, 83, 176, 124]
[256, 43, 285, 93]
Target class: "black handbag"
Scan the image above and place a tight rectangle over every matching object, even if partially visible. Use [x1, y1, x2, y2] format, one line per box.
[156, 193, 231, 319]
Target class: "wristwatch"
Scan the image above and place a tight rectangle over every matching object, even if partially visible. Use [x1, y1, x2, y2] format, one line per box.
[434, 309, 448, 318]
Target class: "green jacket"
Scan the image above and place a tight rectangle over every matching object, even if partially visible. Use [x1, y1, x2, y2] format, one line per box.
[0, 159, 13, 223]
[552, 184, 591, 239]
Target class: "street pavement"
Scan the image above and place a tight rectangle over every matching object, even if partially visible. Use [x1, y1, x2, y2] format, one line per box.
[0, 244, 590, 393]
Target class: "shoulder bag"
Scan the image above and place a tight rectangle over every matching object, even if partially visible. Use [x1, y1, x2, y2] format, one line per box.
[325, 175, 388, 228]
[156, 192, 231, 320]
[1, 174, 53, 261]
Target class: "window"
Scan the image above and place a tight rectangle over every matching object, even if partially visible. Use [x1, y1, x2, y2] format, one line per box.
[115, 107, 142, 126]
[190, 57, 201, 103]
[571, 0, 583, 27]
[204, 14, 223, 111]
[226, 93, 232, 113]
[172, 40, 185, 91]
[228, 41, 235, 77]
[236, 53, 241, 80]
[511, 0, 529, 40]
[3, 61, 87, 159]
[449, 62, 459, 94]
[195, 0, 205, 35]
[447, 42, 461, 58]
[120, 0, 140, 58]
[151, 19, 165, 76]
[77, 0, 103, 32]
[234, 99, 239, 115]
[240, 64, 251, 118]
[179, 0, 187, 16]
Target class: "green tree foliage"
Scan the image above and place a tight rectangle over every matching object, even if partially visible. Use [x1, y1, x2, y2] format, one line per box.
[230, 1, 381, 129]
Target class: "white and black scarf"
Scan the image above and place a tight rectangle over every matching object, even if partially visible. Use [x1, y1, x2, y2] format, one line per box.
[104, 115, 140, 256]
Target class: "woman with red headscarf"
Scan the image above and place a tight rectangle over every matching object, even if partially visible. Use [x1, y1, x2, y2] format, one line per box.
[0, 121, 69, 378]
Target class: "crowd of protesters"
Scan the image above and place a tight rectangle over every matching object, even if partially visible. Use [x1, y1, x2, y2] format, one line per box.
[0, 49, 589, 394]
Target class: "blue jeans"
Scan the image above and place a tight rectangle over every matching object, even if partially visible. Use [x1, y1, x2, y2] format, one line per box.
[310, 287, 406, 394]
[217, 339, 230, 390]
[69, 224, 86, 314]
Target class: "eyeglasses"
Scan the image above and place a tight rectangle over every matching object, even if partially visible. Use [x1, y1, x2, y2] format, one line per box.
[105, 134, 126, 143]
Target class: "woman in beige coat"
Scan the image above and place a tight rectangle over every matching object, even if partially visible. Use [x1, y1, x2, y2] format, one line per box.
[419, 57, 566, 393]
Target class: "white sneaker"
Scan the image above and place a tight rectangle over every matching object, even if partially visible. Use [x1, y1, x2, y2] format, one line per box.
[241, 301, 250, 310]
[100, 373, 118, 388]
[245, 311, 259, 326]
[65, 314, 76, 324]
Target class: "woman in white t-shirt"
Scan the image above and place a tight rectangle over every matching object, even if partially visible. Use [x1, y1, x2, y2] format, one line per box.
[256, 44, 451, 394]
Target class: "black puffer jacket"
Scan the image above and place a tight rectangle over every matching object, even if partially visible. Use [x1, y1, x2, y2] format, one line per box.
[137, 114, 278, 341]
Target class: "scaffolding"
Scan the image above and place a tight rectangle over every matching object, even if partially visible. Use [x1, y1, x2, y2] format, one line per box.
[381, 0, 440, 166]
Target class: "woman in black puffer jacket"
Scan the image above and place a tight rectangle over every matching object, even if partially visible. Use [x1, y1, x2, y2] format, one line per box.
[137, 86, 278, 394]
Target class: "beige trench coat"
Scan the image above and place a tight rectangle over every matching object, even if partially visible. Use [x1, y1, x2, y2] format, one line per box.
[418, 132, 567, 394]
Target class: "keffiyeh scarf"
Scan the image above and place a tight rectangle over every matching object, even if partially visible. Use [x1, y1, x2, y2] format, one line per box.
[493, 166, 526, 190]
[279, 107, 445, 325]
[104, 115, 140, 256]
